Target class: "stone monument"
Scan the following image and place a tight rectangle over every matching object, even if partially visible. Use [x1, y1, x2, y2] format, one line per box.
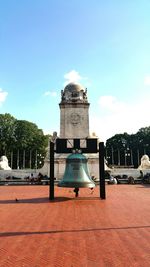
[0, 156, 11, 170]
[138, 154, 150, 170]
[55, 82, 99, 179]
[40, 82, 109, 179]
[59, 83, 89, 138]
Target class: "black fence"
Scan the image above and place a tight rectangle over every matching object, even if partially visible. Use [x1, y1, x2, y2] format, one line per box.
[105, 147, 150, 168]
[0, 150, 45, 170]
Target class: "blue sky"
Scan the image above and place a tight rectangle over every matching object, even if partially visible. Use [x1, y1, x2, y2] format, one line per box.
[0, 0, 150, 141]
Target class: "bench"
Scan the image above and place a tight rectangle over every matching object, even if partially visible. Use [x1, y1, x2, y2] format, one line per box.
[0, 180, 47, 186]
[0, 180, 31, 185]
[105, 178, 142, 184]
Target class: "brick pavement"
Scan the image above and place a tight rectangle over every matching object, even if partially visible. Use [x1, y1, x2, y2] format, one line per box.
[0, 185, 150, 267]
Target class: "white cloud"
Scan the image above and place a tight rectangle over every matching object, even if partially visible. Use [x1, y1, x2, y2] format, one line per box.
[90, 94, 150, 143]
[63, 70, 91, 87]
[144, 75, 150, 86]
[64, 70, 82, 85]
[0, 88, 8, 105]
[98, 95, 126, 112]
[44, 91, 57, 97]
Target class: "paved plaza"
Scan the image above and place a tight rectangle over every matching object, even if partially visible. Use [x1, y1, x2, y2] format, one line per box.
[0, 184, 150, 267]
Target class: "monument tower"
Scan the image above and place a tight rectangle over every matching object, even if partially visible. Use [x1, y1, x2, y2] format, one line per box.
[59, 83, 89, 138]
[41, 82, 100, 179]
[54, 82, 100, 179]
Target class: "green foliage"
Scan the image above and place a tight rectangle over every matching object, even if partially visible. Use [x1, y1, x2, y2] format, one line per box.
[0, 113, 49, 169]
[14, 120, 45, 149]
[105, 127, 150, 167]
[1, 112, 149, 169]
[0, 113, 16, 153]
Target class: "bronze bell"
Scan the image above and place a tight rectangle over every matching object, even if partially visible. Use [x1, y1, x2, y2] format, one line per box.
[58, 152, 95, 188]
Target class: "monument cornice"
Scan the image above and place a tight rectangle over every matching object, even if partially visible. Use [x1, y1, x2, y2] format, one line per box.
[59, 102, 90, 108]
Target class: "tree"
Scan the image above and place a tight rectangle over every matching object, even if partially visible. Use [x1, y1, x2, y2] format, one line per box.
[106, 133, 130, 166]
[133, 127, 150, 167]
[0, 114, 49, 169]
[105, 127, 150, 168]
[0, 113, 16, 154]
[13, 120, 48, 169]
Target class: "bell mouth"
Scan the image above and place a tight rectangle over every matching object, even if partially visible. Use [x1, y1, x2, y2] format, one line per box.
[58, 181, 95, 188]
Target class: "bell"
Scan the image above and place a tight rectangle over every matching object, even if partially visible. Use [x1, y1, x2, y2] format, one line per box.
[58, 152, 95, 188]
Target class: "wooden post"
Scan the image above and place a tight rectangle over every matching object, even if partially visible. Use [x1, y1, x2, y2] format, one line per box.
[99, 142, 106, 199]
[49, 141, 54, 200]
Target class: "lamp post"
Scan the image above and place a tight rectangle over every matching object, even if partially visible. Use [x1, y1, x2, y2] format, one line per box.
[131, 149, 133, 166]
[17, 150, 19, 169]
[106, 155, 111, 165]
[117, 148, 120, 166]
[23, 150, 25, 169]
[11, 151, 13, 169]
[144, 144, 149, 155]
[137, 149, 140, 166]
[125, 147, 130, 166]
[111, 147, 114, 165]
[35, 150, 37, 173]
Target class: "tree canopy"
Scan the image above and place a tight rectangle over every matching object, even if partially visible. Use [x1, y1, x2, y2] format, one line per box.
[105, 127, 150, 167]
[0, 113, 50, 169]
[0, 113, 149, 169]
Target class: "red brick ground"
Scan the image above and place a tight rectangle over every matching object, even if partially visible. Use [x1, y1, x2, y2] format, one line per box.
[0, 184, 150, 267]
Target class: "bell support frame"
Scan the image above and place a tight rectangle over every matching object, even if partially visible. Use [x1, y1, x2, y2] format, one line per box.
[49, 138, 106, 200]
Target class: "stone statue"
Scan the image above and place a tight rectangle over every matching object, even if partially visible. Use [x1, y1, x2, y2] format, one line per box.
[0, 156, 11, 170]
[61, 90, 65, 100]
[51, 131, 57, 142]
[83, 88, 87, 100]
[138, 154, 150, 170]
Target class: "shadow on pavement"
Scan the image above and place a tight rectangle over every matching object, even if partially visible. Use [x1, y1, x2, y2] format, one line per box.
[0, 225, 150, 238]
[0, 196, 73, 204]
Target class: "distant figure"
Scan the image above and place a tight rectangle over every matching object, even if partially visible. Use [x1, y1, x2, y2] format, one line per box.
[0, 156, 11, 170]
[128, 176, 135, 184]
[29, 173, 34, 184]
[140, 170, 143, 178]
[113, 177, 118, 185]
[37, 172, 43, 183]
[108, 175, 114, 184]
[142, 172, 150, 184]
[108, 175, 117, 185]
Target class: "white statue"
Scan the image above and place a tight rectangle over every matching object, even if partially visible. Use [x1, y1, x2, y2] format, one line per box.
[138, 154, 150, 170]
[0, 156, 11, 170]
